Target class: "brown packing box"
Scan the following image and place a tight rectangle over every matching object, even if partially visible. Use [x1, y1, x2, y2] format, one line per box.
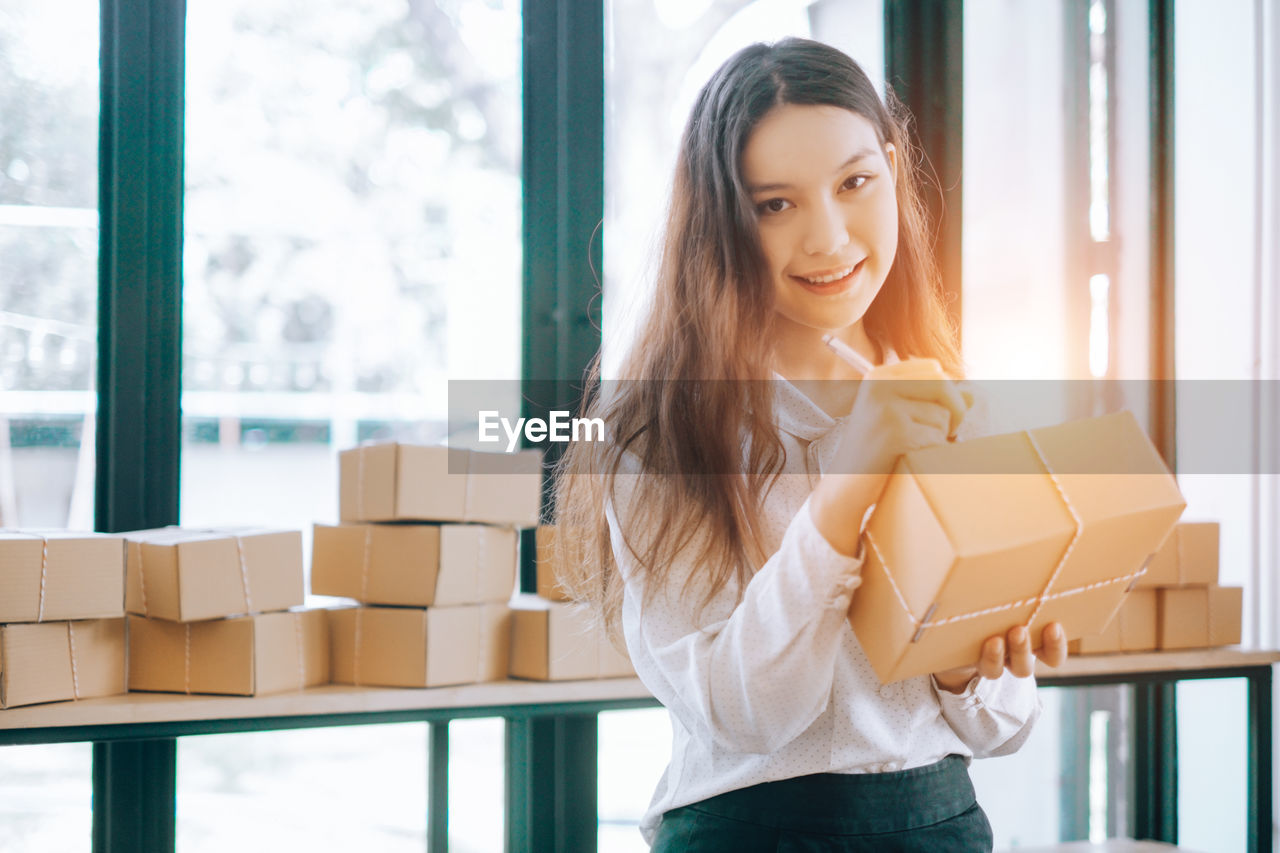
[123, 527, 305, 622]
[0, 619, 126, 709]
[1136, 522, 1220, 588]
[338, 442, 542, 527]
[328, 603, 511, 687]
[850, 411, 1185, 683]
[1069, 588, 1158, 654]
[535, 526, 571, 602]
[508, 596, 635, 681]
[127, 610, 328, 696]
[0, 531, 125, 623]
[1157, 585, 1243, 650]
[311, 523, 516, 607]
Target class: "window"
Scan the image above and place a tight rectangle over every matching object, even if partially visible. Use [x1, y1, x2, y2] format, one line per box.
[175, 0, 520, 846]
[0, 2, 98, 847]
[1171, 1, 1277, 849]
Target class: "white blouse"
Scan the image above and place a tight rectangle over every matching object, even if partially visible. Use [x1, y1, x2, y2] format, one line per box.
[605, 375, 1041, 845]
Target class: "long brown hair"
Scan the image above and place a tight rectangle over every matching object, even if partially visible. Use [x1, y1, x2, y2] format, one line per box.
[554, 38, 961, 643]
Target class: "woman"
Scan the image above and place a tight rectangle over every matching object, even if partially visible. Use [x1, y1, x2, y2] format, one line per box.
[554, 37, 1066, 851]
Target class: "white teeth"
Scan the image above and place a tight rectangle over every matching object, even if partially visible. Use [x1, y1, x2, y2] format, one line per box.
[800, 264, 856, 284]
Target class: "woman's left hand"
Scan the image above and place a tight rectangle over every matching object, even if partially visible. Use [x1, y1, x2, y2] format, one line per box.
[932, 622, 1069, 694]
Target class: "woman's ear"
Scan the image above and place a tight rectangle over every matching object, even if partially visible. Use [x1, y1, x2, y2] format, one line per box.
[884, 143, 898, 186]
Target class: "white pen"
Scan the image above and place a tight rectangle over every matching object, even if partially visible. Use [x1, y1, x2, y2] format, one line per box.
[821, 333, 876, 375]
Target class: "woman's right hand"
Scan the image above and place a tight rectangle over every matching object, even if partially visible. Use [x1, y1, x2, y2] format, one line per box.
[809, 358, 971, 556]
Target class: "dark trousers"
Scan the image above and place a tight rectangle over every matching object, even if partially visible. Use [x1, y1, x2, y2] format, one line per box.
[649, 755, 993, 852]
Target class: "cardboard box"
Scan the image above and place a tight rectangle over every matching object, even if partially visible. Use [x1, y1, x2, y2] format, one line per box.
[1137, 522, 1220, 588]
[329, 603, 510, 687]
[1069, 588, 1158, 654]
[1157, 585, 1243, 650]
[123, 528, 304, 622]
[338, 442, 542, 527]
[534, 526, 571, 602]
[0, 532, 125, 623]
[127, 609, 328, 696]
[850, 411, 1185, 683]
[508, 596, 634, 681]
[311, 523, 516, 606]
[0, 618, 126, 708]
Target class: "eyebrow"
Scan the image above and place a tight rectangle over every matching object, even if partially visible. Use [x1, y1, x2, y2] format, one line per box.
[746, 147, 880, 194]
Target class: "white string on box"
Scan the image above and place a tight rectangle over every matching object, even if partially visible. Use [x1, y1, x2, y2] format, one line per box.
[1022, 431, 1083, 630]
[474, 527, 487, 603]
[867, 533, 1147, 639]
[353, 525, 372, 687]
[461, 449, 474, 522]
[421, 612, 430, 685]
[865, 430, 1147, 643]
[66, 622, 81, 699]
[235, 536, 253, 614]
[352, 608, 364, 687]
[359, 526, 373, 602]
[356, 446, 367, 520]
[136, 542, 150, 615]
[183, 624, 192, 695]
[37, 537, 49, 622]
[294, 612, 306, 690]
[1175, 527, 1186, 586]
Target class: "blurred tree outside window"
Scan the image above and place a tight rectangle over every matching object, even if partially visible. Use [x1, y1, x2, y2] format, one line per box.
[0, 0, 99, 532]
[180, 0, 522, 534]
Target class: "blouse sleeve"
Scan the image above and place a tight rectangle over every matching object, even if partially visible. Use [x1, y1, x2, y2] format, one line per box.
[931, 671, 1043, 758]
[607, 459, 865, 756]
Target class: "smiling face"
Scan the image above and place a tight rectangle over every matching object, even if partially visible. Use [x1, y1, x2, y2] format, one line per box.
[741, 104, 898, 353]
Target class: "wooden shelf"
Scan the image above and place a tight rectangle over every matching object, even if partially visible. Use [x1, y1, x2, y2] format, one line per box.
[1037, 646, 1280, 679]
[0, 677, 655, 733]
[2, 647, 1275, 735]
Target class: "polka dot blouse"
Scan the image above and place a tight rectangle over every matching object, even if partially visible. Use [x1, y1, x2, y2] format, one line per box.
[605, 374, 1042, 846]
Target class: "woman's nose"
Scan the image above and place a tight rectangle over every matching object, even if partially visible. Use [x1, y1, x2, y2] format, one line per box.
[801, 200, 850, 256]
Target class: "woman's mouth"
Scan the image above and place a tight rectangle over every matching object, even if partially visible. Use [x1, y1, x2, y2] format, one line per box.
[791, 259, 865, 294]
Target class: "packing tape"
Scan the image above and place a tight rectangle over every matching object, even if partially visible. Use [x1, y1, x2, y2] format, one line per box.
[867, 428, 1149, 644]
[235, 536, 254, 614]
[37, 537, 49, 622]
[65, 622, 81, 699]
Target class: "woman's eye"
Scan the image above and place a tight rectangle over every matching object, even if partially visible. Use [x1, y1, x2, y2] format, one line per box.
[757, 198, 790, 215]
[842, 174, 870, 191]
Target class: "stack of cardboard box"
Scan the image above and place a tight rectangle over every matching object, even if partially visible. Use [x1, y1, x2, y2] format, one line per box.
[507, 526, 635, 681]
[320, 442, 539, 687]
[0, 532, 128, 708]
[1070, 522, 1242, 654]
[123, 528, 329, 695]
